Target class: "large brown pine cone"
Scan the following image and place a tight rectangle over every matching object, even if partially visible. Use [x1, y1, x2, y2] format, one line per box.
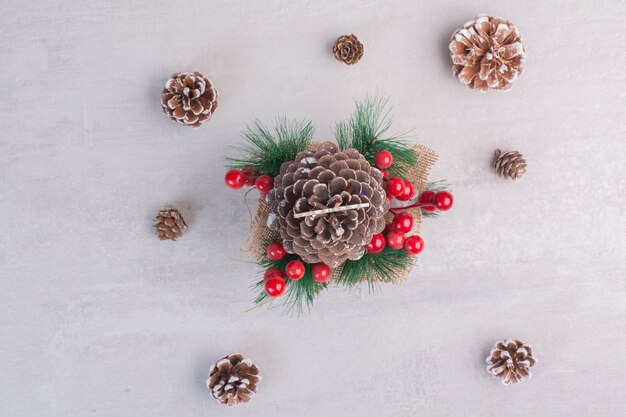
[486, 339, 536, 385]
[207, 353, 261, 407]
[449, 16, 526, 92]
[267, 142, 389, 268]
[161, 72, 218, 127]
[332, 34, 364, 65]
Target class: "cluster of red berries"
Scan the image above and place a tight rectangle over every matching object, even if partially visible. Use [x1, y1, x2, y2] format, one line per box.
[373, 150, 415, 202]
[224, 167, 273, 196]
[417, 190, 453, 213]
[263, 241, 331, 297]
[365, 212, 424, 256]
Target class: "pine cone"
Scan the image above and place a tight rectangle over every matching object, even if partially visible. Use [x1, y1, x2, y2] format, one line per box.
[494, 149, 527, 180]
[161, 72, 218, 127]
[486, 339, 536, 385]
[207, 353, 261, 407]
[332, 34, 364, 65]
[449, 16, 526, 92]
[154, 208, 187, 240]
[267, 142, 389, 268]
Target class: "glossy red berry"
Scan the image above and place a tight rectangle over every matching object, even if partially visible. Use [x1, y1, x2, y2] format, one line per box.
[421, 204, 437, 213]
[380, 169, 389, 180]
[285, 260, 305, 280]
[418, 190, 436, 205]
[263, 267, 284, 281]
[404, 235, 424, 255]
[266, 241, 286, 260]
[396, 181, 414, 201]
[386, 231, 406, 250]
[366, 233, 386, 254]
[264, 276, 286, 297]
[224, 169, 245, 189]
[387, 177, 405, 197]
[374, 150, 393, 169]
[393, 213, 414, 233]
[255, 175, 274, 194]
[434, 191, 454, 211]
[311, 263, 331, 283]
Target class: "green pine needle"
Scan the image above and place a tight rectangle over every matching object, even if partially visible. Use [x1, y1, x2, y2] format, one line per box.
[335, 97, 418, 177]
[226, 117, 315, 177]
[337, 247, 414, 292]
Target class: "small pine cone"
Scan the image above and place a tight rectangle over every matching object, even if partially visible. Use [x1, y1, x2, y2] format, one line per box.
[494, 149, 527, 180]
[207, 353, 261, 407]
[332, 34, 364, 65]
[449, 15, 526, 92]
[161, 72, 218, 127]
[267, 141, 389, 268]
[154, 208, 187, 240]
[486, 339, 536, 385]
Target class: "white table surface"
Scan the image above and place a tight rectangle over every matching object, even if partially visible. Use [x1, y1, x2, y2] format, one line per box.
[1, 1, 625, 416]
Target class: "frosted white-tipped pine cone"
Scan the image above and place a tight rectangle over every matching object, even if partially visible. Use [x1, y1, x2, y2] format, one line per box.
[485, 339, 536, 385]
[449, 15, 526, 92]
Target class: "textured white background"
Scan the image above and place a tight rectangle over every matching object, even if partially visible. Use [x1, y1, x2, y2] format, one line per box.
[1, 0, 625, 416]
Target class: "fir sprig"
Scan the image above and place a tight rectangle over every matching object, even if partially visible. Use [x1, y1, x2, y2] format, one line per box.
[226, 118, 315, 177]
[334, 97, 418, 177]
[337, 247, 414, 292]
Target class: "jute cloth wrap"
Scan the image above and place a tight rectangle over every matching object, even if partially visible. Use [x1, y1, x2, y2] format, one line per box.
[248, 144, 438, 284]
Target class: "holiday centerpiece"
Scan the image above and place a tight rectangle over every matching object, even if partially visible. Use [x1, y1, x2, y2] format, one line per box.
[224, 98, 453, 314]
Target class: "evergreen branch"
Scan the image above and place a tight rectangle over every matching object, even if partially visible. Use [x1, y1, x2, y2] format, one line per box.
[334, 97, 417, 177]
[337, 246, 414, 291]
[226, 117, 315, 177]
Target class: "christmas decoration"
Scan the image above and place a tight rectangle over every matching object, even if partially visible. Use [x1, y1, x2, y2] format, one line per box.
[161, 72, 218, 127]
[404, 235, 424, 255]
[374, 150, 393, 169]
[285, 260, 305, 280]
[332, 34, 364, 65]
[225, 169, 245, 189]
[366, 234, 386, 254]
[311, 263, 331, 283]
[386, 231, 406, 250]
[225, 97, 451, 314]
[494, 149, 527, 180]
[207, 353, 261, 407]
[154, 208, 187, 241]
[434, 191, 454, 211]
[486, 339, 537, 385]
[449, 15, 526, 92]
[254, 175, 273, 194]
[266, 241, 286, 260]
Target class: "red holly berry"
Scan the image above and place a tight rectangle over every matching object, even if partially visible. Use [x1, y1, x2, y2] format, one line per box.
[396, 181, 414, 201]
[386, 231, 406, 250]
[393, 213, 414, 233]
[380, 169, 389, 180]
[224, 169, 245, 189]
[404, 235, 424, 255]
[264, 276, 286, 297]
[255, 175, 273, 194]
[434, 191, 454, 211]
[311, 263, 331, 282]
[374, 150, 393, 169]
[366, 233, 386, 254]
[263, 267, 284, 281]
[421, 205, 437, 213]
[285, 260, 305, 280]
[266, 241, 286, 260]
[418, 190, 436, 205]
[387, 177, 405, 197]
